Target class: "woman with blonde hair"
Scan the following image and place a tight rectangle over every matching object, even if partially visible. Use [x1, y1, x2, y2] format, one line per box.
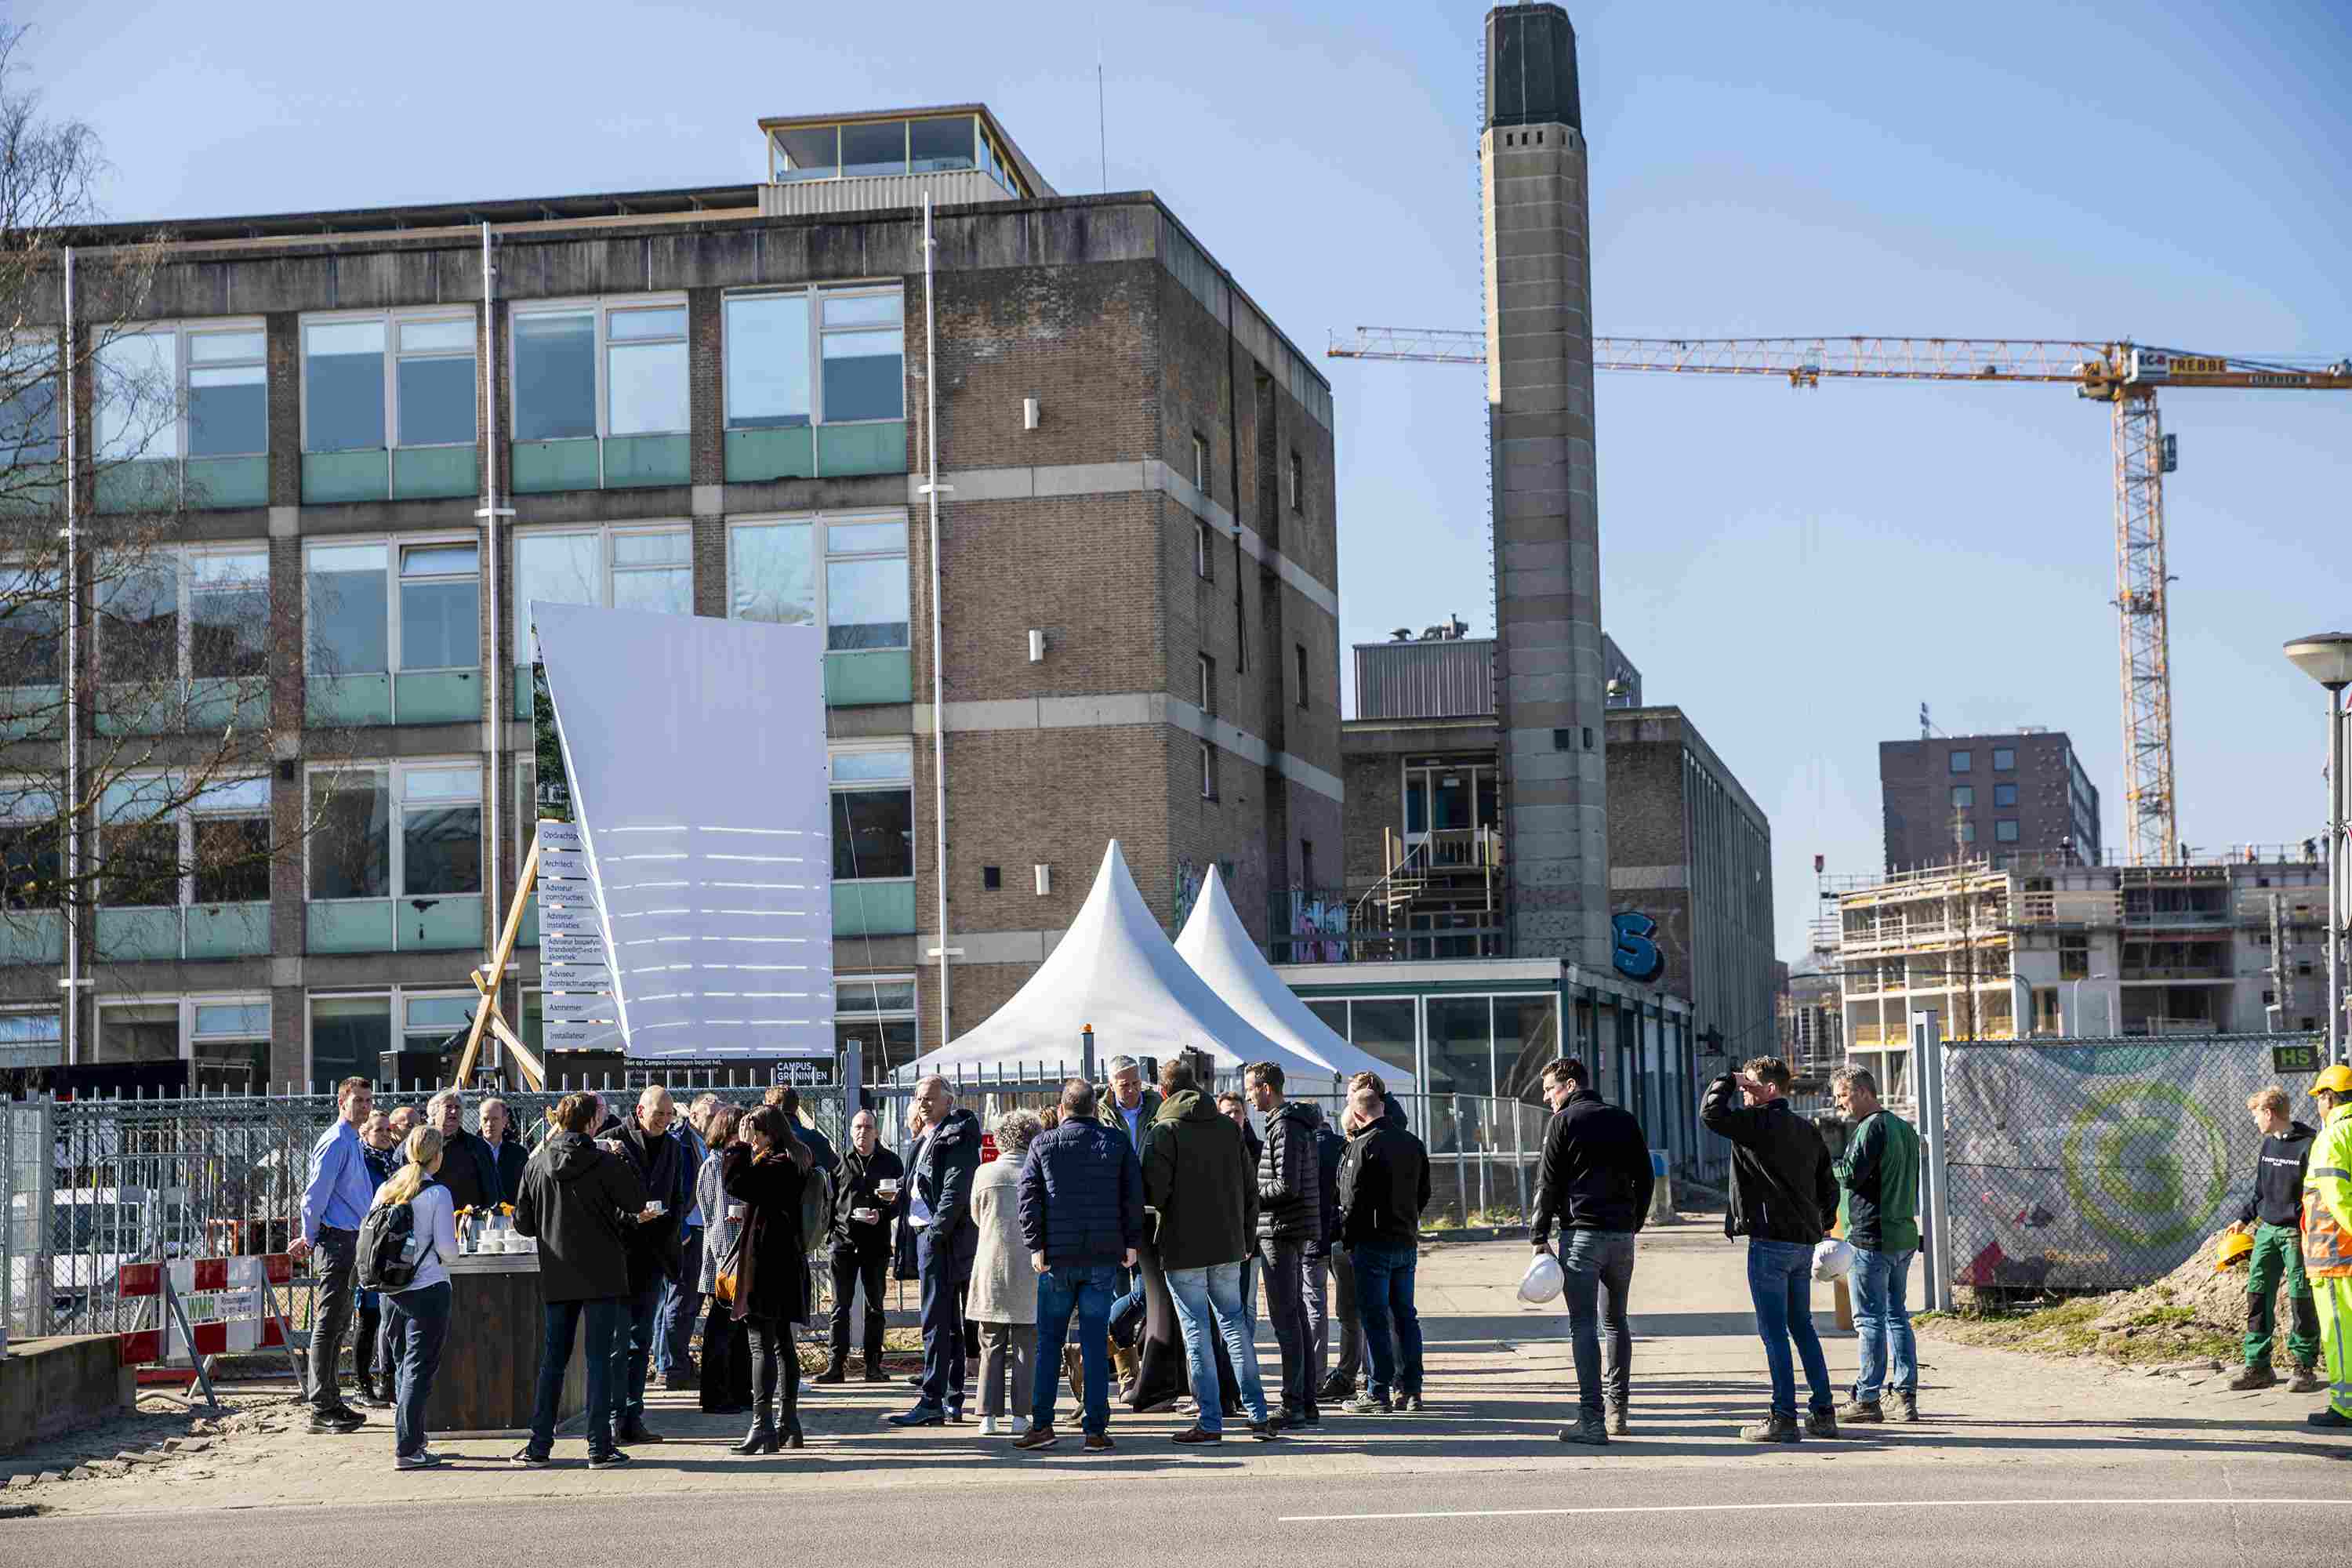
[371, 1125, 459, 1469]
[968, 1108, 1044, 1436]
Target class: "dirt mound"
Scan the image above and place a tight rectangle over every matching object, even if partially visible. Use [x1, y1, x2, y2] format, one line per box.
[2086, 1230, 2253, 1338]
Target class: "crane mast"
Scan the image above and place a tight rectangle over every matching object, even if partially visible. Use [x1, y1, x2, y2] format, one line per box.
[1330, 328, 2352, 866]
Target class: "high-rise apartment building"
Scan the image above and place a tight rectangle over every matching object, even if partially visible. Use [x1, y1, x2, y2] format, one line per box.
[1879, 728, 2100, 871]
[0, 104, 1339, 1087]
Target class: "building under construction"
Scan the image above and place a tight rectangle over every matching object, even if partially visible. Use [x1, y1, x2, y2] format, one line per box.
[1834, 848, 2326, 1094]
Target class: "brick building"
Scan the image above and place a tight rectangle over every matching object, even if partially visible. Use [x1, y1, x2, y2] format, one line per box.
[2, 104, 1338, 1087]
[1879, 728, 2100, 872]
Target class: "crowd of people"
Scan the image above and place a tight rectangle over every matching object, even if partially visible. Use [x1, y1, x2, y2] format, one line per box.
[291, 1048, 2352, 1468]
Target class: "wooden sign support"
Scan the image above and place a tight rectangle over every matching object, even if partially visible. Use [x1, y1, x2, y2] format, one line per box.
[453, 834, 543, 1090]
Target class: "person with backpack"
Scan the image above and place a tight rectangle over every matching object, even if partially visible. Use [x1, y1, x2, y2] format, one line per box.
[362, 1126, 460, 1470]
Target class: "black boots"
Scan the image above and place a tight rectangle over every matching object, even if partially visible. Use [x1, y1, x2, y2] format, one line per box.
[814, 1357, 848, 1385]
[732, 1399, 780, 1455]
[782, 1363, 806, 1450]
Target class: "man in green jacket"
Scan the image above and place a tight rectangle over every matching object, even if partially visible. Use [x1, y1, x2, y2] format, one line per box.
[1831, 1065, 1921, 1424]
[1142, 1058, 1275, 1444]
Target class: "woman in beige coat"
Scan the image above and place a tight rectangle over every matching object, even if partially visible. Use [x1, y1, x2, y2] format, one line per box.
[968, 1108, 1044, 1436]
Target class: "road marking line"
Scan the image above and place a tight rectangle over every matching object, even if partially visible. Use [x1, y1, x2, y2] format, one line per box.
[1277, 1497, 2352, 1524]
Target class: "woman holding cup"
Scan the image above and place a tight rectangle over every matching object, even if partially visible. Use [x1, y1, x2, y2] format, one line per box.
[720, 1105, 814, 1453]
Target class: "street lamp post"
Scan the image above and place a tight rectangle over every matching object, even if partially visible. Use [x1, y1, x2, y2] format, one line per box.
[2283, 633, 2352, 1064]
[2067, 972, 2107, 1037]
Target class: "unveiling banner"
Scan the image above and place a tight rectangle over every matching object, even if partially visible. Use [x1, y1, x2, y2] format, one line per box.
[1940, 1037, 2288, 1292]
[533, 602, 832, 1059]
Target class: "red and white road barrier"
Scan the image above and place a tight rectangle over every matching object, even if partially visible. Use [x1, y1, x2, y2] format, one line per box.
[116, 1254, 295, 1366]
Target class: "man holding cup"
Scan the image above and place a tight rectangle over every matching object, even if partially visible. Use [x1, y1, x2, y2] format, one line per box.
[604, 1085, 691, 1446]
[818, 1110, 904, 1383]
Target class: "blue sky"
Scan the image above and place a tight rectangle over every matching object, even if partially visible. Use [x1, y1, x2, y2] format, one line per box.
[26, 0, 2352, 956]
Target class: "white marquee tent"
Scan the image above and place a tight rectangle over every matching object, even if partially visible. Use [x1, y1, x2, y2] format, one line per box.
[905, 841, 1341, 1082]
[1174, 866, 1410, 1090]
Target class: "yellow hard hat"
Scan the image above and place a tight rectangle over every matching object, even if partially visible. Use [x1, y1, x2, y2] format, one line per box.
[2312, 1063, 2352, 1096]
[2214, 1230, 2255, 1272]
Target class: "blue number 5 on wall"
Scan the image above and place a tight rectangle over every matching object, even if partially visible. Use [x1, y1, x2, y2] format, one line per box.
[1612, 910, 1664, 983]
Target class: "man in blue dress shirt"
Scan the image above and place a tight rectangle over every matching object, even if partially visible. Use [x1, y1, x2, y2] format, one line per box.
[293, 1076, 379, 1433]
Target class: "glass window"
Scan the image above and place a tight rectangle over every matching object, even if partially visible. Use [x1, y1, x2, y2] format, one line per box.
[303, 321, 386, 452]
[0, 786, 60, 910]
[0, 339, 60, 466]
[612, 529, 691, 615]
[514, 528, 689, 660]
[194, 808, 270, 905]
[1995, 819, 2020, 843]
[1994, 748, 2016, 771]
[96, 1003, 180, 1065]
[309, 996, 390, 1093]
[773, 125, 837, 181]
[194, 1001, 269, 1037]
[403, 766, 482, 897]
[514, 531, 602, 662]
[1958, 821, 1977, 844]
[833, 748, 912, 785]
[607, 307, 688, 435]
[832, 785, 913, 880]
[306, 543, 389, 677]
[100, 817, 179, 907]
[730, 521, 816, 626]
[395, 318, 476, 446]
[98, 557, 179, 684]
[826, 556, 908, 651]
[513, 311, 596, 441]
[820, 291, 904, 423]
[189, 550, 267, 680]
[96, 328, 179, 462]
[726, 292, 811, 429]
[397, 543, 480, 671]
[1994, 782, 2017, 808]
[1426, 996, 1494, 1109]
[837, 977, 917, 1014]
[1948, 750, 1971, 773]
[1347, 999, 1420, 1082]
[1196, 519, 1212, 579]
[187, 329, 267, 458]
[0, 564, 61, 684]
[1494, 993, 1563, 1102]
[909, 115, 978, 172]
[310, 769, 390, 898]
[1951, 786, 1973, 808]
[840, 119, 909, 177]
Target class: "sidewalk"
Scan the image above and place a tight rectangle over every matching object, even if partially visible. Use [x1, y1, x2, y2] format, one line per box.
[9, 1221, 2345, 1515]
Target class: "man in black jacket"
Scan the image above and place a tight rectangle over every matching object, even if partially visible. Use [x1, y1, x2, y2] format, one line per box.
[818, 1109, 903, 1384]
[891, 1075, 983, 1425]
[513, 1092, 652, 1468]
[1336, 1083, 1430, 1414]
[1700, 1057, 1840, 1443]
[1530, 1058, 1653, 1443]
[1247, 1062, 1324, 1428]
[604, 1085, 691, 1446]
[423, 1088, 502, 1214]
[478, 1098, 527, 1206]
[2228, 1087, 2324, 1392]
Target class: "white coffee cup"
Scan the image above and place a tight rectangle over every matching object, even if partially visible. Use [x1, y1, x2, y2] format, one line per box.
[644, 1200, 666, 1216]
[727, 1201, 748, 1220]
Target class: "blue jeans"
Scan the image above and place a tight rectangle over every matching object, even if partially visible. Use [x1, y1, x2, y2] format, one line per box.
[1850, 1244, 1918, 1402]
[530, 1296, 620, 1456]
[655, 1229, 702, 1375]
[385, 1280, 451, 1459]
[612, 1273, 664, 1428]
[1109, 1265, 1146, 1348]
[917, 1229, 968, 1413]
[1167, 1261, 1268, 1432]
[1033, 1263, 1117, 1434]
[1559, 1229, 1635, 1418]
[1747, 1238, 1834, 1420]
[1351, 1240, 1424, 1402]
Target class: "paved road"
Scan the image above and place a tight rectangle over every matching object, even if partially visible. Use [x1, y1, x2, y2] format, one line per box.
[13, 1450, 2350, 1566]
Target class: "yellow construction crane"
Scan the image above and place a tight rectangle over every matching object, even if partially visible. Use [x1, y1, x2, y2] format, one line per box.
[1329, 329, 2352, 866]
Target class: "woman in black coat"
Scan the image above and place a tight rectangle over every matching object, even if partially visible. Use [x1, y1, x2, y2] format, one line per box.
[721, 1105, 814, 1454]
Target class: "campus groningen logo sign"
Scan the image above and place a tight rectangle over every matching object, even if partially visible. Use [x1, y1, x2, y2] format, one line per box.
[2059, 1079, 2231, 1253]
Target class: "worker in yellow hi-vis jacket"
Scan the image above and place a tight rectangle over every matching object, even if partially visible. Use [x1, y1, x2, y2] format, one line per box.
[2303, 1063, 2352, 1431]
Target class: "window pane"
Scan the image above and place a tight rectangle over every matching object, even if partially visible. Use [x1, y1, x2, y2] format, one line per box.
[821, 328, 904, 422]
[835, 978, 916, 1014]
[609, 307, 686, 341]
[513, 312, 595, 441]
[1426, 996, 1493, 1102]
[612, 531, 690, 566]
[402, 544, 478, 576]
[305, 321, 386, 452]
[101, 821, 180, 907]
[840, 119, 908, 176]
[832, 788, 913, 879]
[1949, 750, 1971, 773]
[194, 815, 270, 903]
[403, 767, 480, 803]
[774, 125, 837, 179]
[405, 995, 474, 1031]
[310, 772, 390, 898]
[515, 532, 601, 659]
[96, 329, 178, 463]
[822, 294, 903, 329]
[399, 319, 475, 354]
[97, 1004, 180, 1064]
[189, 331, 265, 365]
[188, 365, 267, 457]
[399, 578, 479, 670]
[309, 997, 390, 1094]
[725, 294, 811, 429]
[0, 820, 60, 909]
[826, 556, 909, 650]
[192, 775, 270, 811]
[832, 748, 913, 783]
[909, 116, 977, 172]
[307, 545, 389, 677]
[1994, 748, 2016, 770]
[194, 1001, 269, 1036]
[1348, 1000, 1419, 1082]
[0, 567, 61, 681]
[397, 353, 476, 446]
[404, 804, 483, 895]
[730, 522, 816, 625]
[0, 340, 59, 466]
[608, 339, 687, 434]
[827, 519, 907, 554]
[191, 564, 268, 681]
[100, 560, 179, 682]
[612, 567, 691, 617]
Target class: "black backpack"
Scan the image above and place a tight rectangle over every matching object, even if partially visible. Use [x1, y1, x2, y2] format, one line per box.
[356, 1179, 434, 1292]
